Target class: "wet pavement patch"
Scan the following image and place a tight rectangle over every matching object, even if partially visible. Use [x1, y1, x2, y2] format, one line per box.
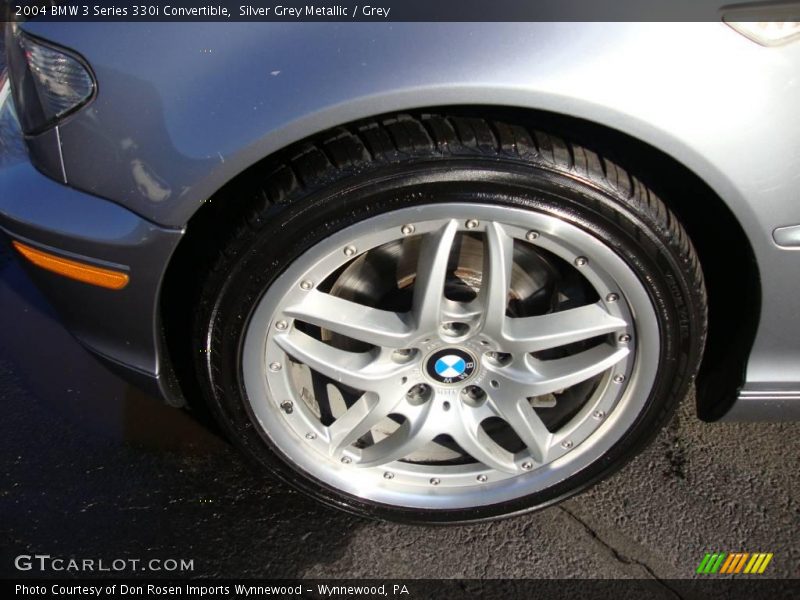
[0, 243, 798, 579]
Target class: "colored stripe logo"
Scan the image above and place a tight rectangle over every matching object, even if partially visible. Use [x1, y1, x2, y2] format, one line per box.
[696, 552, 773, 574]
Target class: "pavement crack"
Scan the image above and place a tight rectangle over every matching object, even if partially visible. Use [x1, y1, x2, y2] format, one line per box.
[558, 506, 684, 599]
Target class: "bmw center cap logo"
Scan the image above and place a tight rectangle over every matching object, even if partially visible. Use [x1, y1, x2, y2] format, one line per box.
[426, 348, 476, 384]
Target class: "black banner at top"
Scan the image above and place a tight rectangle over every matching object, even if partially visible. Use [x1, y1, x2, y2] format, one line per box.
[2, 0, 800, 22]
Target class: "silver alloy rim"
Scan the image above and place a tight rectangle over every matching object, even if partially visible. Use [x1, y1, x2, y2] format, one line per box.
[242, 203, 660, 509]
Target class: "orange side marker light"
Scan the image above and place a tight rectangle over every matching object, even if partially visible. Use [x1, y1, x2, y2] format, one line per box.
[12, 241, 129, 290]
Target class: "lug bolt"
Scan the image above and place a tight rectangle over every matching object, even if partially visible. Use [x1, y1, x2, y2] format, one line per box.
[401, 224, 415, 235]
[406, 383, 432, 405]
[391, 348, 415, 363]
[300, 280, 313, 290]
[343, 245, 357, 257]
[275, 320, 288, 330]
[280, 400, 293, 414]
[613, 374, 626, 384]
[465, 219, 479, 229]
[574, 256, 588, 267]
[341, 456, 352, 464]
[269, 362, 282, 372]
[618, 334, 631, 343]
[477, 474, 488, 483]
[430, 478, 440, 486]
[525, 230, 540, 241]
[461, 385, 487, 406]
[305, 432, 316, 440]
[383, 472, 395, 480]
[606, 293, 619, 303]
[592, 410, 605, 420]
[442, 321, 470, 337]
[485, 351, 511, 366]
[562, 440, 574, 449]
[522, 462, 533, 470]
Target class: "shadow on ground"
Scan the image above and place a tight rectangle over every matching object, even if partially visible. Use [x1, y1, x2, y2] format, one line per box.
[0, 244, 364, 578]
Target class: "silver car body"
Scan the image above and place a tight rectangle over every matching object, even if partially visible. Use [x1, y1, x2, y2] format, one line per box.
[1, 22, 799, 419]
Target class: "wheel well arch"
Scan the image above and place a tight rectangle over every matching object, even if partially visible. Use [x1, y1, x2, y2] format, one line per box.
[160, 105, 759, 422]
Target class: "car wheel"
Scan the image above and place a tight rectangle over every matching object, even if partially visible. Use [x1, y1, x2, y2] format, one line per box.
[194, 115, 707, 523]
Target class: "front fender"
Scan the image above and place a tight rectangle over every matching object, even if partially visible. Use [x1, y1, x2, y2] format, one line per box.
[22, 20, 800, 403]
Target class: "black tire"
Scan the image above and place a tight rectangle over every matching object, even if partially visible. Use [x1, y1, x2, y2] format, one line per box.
[193, 114, 707, 523]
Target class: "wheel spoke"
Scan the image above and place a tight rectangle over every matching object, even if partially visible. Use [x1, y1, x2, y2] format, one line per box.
[441, 297, 483, 322]
[451, 418, 518, 473]
[479, 222, 514, 335]
[411, 220, 459, 333]
[284, 289, 414, 348]
[488, 344, 629, 399]
[530, 345, 629, 393]
[327, 392, 401, 457]
[356, 410, 436, 467]
[486, 395, 552, 463]
[274, 329, 405, 392]
[502, 303, 627, 353]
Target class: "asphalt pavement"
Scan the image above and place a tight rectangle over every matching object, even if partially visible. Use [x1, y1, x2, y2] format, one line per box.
[0, 235, 798, 583]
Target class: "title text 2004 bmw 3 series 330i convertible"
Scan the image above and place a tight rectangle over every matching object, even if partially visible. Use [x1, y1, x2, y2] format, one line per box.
[1, 21, 799, 522]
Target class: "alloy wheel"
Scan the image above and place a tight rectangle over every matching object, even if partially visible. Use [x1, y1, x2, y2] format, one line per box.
[241, 203, 660, 509]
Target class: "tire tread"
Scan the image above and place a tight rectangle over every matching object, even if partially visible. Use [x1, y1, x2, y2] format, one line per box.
[206, 111, 708, 364]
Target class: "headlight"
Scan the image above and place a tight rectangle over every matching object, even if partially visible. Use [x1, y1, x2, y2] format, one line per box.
[6, 25, 95, 135]
[727, 21, 800, 46]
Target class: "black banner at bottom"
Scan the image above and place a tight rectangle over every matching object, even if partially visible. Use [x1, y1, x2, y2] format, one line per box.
[5, 579, 800, 600]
